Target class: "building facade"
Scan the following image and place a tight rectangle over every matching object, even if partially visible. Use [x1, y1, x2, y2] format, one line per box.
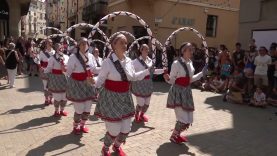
[67, 0, 85, 39]
[0, 0, 31, 40]
[82, 0, 108, 25]
[45, 0, 68, 32]
[108, 0, 240, 49]
[239, 0, 277, 49]
[23, 0, 47, 38]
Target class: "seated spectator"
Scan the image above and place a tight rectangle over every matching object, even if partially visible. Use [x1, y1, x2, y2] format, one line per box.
[209, 76, 226, 93]
[224, 70, 245, 104]
[268, 87, 277, 106]
[250, 87, 267, 107]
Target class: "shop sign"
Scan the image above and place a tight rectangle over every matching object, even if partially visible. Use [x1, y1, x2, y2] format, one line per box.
[0, 10, 8, 16]
[172, 17, 195, 26]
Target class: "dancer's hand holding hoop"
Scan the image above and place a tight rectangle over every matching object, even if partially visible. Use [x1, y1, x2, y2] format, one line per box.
[201, 64, 208, 77]
[163, 73, 170, 81]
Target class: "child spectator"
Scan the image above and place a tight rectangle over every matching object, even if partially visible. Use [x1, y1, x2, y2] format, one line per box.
[221, 59, 232, 79]
[250, 87, 267, 107]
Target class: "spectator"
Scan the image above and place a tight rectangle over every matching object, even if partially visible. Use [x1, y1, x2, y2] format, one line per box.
[209, 75, 226, 93]
[15, 36, 26, 75]
[28, 41, 38, 76]
[224, 69, 245, 103]
[5, 43, 19, 88]
[250, 87, 267, 107]
[232, 42, 245, 71]
[254, 46, 272, 92]
[243, 45, 257, 98]
[218, 44, 230, 76]
[268, 44, 277, 91]
[0, 48, 7, 85]
[220, 59, 232, 79]
[24, 38, 33, 73]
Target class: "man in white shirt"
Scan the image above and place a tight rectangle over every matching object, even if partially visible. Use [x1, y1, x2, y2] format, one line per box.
[254, 46, 272, 88]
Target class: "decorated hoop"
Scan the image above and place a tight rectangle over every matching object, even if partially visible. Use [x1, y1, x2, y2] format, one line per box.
[91, 39, 106, 45]
[65, 23, 109, 43]
[34, 27, 63, 39]
[163, 27, 209, 66]
[104, 31, 138, 55]
[127, 36, 165, 65]
[38, 34, 77, 48]
[89, 11, 155, 57]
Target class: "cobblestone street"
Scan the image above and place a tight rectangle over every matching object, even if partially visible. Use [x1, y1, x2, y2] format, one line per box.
[0, 76, 277, 156]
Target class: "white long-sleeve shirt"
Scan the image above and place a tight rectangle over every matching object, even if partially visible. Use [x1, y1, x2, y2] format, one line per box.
[95, 53, 150, 88]
[91, 55, 103, 75]
[166, 57, 203, 84]
[66, 52, 96, 77]
[38, 48, 55, 65]
[44, 53, 69, 74]
[132, 56, 164, 75]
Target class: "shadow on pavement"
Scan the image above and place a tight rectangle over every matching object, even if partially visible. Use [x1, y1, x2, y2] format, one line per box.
[187, 95, 277, 155]
[14, 116, 61, 130]
[156, 142, 195, 156]
[128, 122, 155, 138]
[0, 103, 46, 115]
[17, 76, 43, 93]
[26, 133, 85, 156]
[153, 82, 170, 93]
[89, 114, 99, 121]
[0, 116, 61, 134]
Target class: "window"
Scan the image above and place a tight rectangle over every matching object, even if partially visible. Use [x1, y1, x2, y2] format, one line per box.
[40, 13, 43, 20]
[132, 26, 147, 39]
[206, 15, 218, 37]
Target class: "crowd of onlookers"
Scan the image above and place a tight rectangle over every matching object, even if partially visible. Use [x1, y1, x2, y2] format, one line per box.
[1, 36, 277, 108]
[189, 39, 277, 108]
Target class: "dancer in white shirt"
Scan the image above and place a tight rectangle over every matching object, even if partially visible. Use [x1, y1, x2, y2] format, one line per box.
[66, 38, 97, 135]
[163, 42, 207, 144]
[131, 44, 164, 123]
[94, 34, 154, 156]
[38, 39, 55, 105]
[44, 43, 69, 117]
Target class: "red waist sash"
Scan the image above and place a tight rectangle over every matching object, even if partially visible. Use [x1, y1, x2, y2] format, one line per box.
[175, 77, 190, 87]
[40, 61, 48, 68]
[105, 80, 130, 92]
[71, 70, 93, 81]
[144, 75, 150, 80]
[52, 69, 63, 75]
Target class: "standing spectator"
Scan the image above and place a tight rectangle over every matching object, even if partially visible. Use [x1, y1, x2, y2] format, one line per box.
[27, 41, 38, 76]
[268, 44, 277, 91]
[218, 44, 230, 68]
[25, 38, 32, 73]
[232, 42, 245, 71]
[243, 45, 257, 98]
[0, 48, 7, 85]
[254, 46, 272, 92]
[192, 43, 206, 88]
[15, 37, 26, 75]
[5, 43, 19, 88]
